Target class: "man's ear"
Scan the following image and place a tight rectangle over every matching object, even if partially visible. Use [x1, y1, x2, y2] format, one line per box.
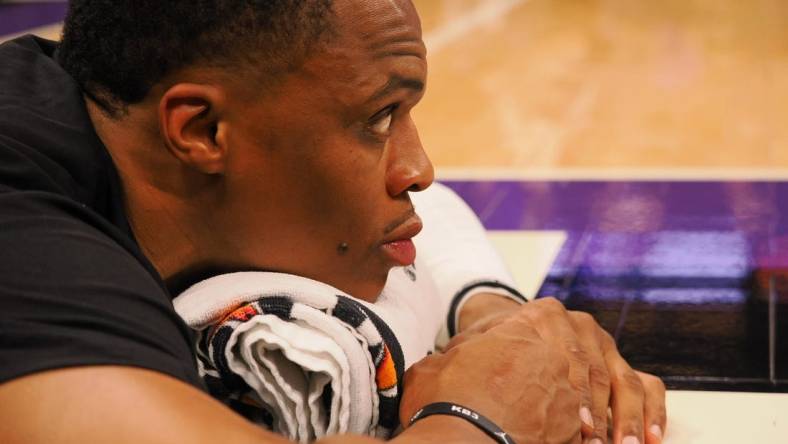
[159, 83, 228, 174]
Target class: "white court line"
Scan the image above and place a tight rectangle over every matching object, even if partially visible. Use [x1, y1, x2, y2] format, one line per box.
[487, 230, 566, 300]
[423, 0, 529, 55]
[663, 391, 788, 444]
[436, 167, 788, 181]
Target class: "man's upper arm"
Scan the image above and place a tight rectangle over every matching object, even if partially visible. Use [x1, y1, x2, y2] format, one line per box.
[0, 366, 285, 444]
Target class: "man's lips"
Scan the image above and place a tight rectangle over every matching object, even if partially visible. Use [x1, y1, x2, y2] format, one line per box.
[380, 213, 423, 266]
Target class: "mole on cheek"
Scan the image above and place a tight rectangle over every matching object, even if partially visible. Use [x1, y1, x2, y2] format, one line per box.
[337, 242, 349, 255]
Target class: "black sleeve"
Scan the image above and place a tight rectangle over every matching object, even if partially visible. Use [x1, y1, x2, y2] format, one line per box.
[0, 189, 204, 388]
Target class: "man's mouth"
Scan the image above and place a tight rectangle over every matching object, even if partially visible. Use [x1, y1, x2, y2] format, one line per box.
[380, 213, 423, 266]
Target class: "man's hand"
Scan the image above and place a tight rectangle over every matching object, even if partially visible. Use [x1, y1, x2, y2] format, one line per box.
[458, 294, 667, 444]
[400, 310, 583, 444]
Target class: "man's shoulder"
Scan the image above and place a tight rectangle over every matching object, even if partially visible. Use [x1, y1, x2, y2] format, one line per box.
[0, 36, 111, 203]
[0, 188, 202, 388]
[0, 35, 58, 72]
[0, 187, 165, 299]
[0, 36, 74, 122]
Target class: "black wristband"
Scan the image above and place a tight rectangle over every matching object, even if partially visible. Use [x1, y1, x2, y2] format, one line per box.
[409, 402, 517, 444]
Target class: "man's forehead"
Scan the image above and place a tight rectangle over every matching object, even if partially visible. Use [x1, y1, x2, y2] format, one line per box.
[332, 0, 425, 57]
[290, 0, 426, 103]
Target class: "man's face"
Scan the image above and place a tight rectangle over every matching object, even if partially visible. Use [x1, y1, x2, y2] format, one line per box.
[217, 0, 432, 301]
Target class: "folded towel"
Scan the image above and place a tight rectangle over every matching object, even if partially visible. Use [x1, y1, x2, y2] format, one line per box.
[173, 263, 442, 443]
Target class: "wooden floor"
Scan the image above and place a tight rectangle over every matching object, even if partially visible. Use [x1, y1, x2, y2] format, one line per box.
[413, 0, 788, 171]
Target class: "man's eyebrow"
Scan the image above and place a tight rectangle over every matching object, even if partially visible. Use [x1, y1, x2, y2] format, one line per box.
[368, 75, 425, 102]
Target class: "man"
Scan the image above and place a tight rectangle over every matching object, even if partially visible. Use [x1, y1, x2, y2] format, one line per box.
[0, 1, 666, 443]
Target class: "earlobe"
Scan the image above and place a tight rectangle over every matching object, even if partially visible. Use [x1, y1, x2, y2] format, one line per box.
[159, 84, 228, 174]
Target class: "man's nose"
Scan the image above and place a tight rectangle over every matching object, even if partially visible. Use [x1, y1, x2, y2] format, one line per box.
[385, 115, 434, 197]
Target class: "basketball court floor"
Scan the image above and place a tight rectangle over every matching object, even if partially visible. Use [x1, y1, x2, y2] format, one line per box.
[2, 0, 787, 442]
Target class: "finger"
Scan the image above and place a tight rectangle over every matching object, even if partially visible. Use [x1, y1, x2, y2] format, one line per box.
[602, 339, 645, 444]
[637, 371, 667, 444]
[569, 311, 611, 444]
[524, 298, 595, 437]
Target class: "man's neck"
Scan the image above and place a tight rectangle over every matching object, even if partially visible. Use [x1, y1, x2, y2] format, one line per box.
[85, 97, 207, 283]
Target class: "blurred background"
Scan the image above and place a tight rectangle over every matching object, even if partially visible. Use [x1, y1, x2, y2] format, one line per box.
[414, 0, 788, 172]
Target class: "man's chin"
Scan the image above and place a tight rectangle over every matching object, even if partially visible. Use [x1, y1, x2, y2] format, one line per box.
[327, 272, 390, 303]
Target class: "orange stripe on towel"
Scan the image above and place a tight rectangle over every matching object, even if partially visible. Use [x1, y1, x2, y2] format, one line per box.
[225, 304, 259, 323]
[375, 345, 397, 391]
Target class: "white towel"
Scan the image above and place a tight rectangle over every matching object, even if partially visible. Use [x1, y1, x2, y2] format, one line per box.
[173, 262, 442, 443]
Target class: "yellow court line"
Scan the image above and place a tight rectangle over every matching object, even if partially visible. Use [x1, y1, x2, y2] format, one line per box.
[436, 167, 788, 181]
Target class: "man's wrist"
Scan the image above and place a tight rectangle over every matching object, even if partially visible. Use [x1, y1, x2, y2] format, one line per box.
[409, 402, 515, 444]
[394, 412, 497, 444]
[457, 292, 523, 333]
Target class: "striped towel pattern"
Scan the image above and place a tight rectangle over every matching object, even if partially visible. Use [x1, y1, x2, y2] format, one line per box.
[176, 273, 410, 443]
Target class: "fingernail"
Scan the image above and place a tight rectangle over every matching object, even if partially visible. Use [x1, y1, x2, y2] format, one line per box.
[589, 439, 604, 444]
[649, 424, 663, 440]
[579, 406, 594, 427]
[622, 436, 640, 444]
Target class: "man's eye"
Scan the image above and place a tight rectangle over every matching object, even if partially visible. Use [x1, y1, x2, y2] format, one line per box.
[370, 113, 392, 134]
[368, 106, 396, 136]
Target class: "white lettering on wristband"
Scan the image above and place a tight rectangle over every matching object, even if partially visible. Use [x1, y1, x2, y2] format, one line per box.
[450, 404, 480, 420]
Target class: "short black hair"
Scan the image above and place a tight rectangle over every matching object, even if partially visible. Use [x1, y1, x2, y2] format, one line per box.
[58, 0, 334, 115]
